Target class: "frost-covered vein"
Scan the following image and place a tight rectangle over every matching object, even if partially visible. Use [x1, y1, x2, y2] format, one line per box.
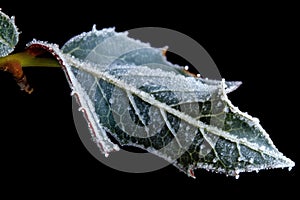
[88, 78, 97, 96]
[194, 112, 225, 120]
[64, 56, 294, 163]
[95, 77, 110, 104]
[121, 73, 180, 78]
[126, 91, 150, 136]
[236, 143, 243, 160]
[200, 128, 226, 168]
[64, 47, 80, 55]
[160, 109, 182, 148]
[93, 53, 119, 60]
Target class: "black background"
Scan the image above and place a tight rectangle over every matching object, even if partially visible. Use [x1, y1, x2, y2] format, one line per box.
[1, 1, 297, 198]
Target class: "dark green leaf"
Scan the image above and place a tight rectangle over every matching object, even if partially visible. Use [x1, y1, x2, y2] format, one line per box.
[0, 10, 19, 57]
[27, 27, 294, 178]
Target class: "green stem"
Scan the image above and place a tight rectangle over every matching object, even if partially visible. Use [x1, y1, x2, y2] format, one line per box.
[0, 52, 60, 67]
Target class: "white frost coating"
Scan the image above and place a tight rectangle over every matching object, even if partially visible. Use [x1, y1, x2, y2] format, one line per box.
[64, 54, 295, 172]
[249, 158, 254, 164]
[92, 24, 97, 32]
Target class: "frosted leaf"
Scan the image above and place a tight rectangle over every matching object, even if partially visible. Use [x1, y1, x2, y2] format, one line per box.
[26, 27, 294, 178]
[0, 10, 19, 57]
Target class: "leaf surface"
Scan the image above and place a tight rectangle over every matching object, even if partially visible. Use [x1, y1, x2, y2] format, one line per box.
[0, 10, 19, 57]
[27, 27, 295, 178]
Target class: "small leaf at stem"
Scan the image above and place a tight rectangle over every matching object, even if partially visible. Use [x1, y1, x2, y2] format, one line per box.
[0, 10, 19, 57]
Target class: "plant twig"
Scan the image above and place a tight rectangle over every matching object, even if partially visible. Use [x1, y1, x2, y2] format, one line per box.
[0, 50, 60, 93]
